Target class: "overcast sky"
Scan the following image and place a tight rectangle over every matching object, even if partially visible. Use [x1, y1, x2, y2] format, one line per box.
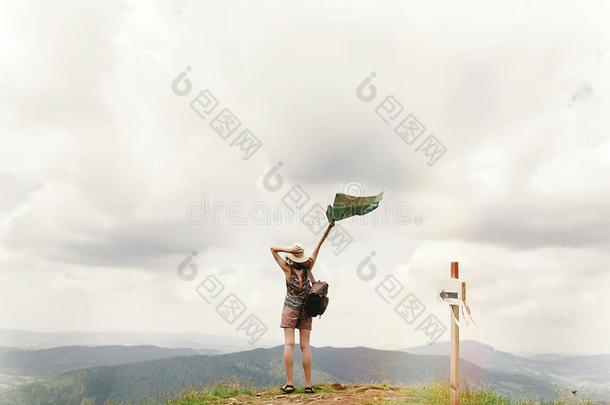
[1, 0, 609, 355]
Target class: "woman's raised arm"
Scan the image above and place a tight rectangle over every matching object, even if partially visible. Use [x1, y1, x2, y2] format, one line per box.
[309, 220, 335, 266]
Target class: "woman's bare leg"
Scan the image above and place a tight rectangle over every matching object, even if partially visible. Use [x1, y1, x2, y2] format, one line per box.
[283, 328, 295, 385]
[299, 328, 312, 387]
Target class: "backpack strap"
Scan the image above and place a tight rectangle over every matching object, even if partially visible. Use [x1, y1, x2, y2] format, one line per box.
[308, 269, 316, 284]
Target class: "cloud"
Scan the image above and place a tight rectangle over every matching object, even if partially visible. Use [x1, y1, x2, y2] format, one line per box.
[0, 0, 126, 129]
[0, 172, 42, 213]
[0, 0, 609, 355]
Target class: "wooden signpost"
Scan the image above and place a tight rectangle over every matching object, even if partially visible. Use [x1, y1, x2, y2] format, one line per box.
[450, 262, 460, 405]
[438, 261, 467, 405]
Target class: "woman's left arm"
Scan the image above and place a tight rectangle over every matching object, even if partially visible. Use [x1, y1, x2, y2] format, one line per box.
[309, 220, 335, 266]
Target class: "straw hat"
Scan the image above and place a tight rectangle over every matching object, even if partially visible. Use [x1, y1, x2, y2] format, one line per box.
[284, 242, 310, 263]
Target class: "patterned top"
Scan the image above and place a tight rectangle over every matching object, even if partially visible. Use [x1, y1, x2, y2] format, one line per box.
[284, 267, 311, 310]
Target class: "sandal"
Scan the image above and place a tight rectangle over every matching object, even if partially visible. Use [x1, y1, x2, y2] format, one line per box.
[304, 386, 315, 393]
[281, 384, 295, 394]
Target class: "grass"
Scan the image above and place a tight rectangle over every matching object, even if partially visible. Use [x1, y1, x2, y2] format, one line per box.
[380, 380, 597, 405]
[105, 379, 602, 405]
[161, 377, 255, 405]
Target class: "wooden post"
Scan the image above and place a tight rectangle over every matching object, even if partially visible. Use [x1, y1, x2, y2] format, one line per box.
[450, 262, 459, 405]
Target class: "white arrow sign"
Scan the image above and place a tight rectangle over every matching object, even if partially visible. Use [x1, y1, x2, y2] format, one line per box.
[437, 279, 462, 305]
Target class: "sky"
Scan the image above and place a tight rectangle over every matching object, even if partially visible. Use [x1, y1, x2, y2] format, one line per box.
[1, 0, 609, 355]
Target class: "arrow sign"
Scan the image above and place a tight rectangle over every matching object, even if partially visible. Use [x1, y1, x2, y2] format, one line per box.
[439, 290, 458, 300]
[436, 279, 462, 303]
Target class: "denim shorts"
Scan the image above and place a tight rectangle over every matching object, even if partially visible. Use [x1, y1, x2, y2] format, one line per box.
[280, 304, 312, 330]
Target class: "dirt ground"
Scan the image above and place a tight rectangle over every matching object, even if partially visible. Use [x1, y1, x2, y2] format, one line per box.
[217, 383, 415, 405]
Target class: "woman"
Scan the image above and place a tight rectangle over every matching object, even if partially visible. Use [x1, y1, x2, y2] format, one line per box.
[270, 219, 335, 394]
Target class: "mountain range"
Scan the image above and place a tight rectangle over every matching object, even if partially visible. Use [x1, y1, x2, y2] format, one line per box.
[404, 340, 610, 397]
[0, 331, 608, 404]
[0, 329, 276, 352]
[1, 344, 605, 405]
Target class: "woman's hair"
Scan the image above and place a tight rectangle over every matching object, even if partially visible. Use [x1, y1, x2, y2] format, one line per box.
[286, 257, 313, 271]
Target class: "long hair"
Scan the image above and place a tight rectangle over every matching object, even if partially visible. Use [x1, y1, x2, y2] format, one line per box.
[286, 257, 313, 271]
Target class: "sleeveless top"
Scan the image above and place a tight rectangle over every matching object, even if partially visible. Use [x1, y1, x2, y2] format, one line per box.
[284, 267, 311, 310]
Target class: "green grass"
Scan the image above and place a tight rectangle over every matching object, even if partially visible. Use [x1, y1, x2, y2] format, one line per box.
[386, 380, 597, 405]
[104, 379, 601, 405]
[161, 377, 255, 405]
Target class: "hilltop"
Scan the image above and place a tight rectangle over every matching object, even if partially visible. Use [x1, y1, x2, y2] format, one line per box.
[161, 381, 596, 405]
[166, 382, 412, 405]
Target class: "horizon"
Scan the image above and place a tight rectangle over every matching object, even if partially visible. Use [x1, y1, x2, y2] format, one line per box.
[1, 328, 606, 357]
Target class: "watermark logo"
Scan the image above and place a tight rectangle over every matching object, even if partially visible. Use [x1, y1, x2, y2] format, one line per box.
[395, 293, 426, 325]
[355, 251, 447, 344]
[171, 66, 193, 96]
[356, 72, 447, 166]
[356, 71, 377, 102]
[415, 135, 447, 167]
[177, 251, 198, 281]
[177, 252, 268, 345]
[185, 192, 423, 228]
[343, 181, 365, 197]
[262, 161, 284, 192]
[171, 66, 262, 161]
[356, 250, 377, 281]
[415, 314, 446, 344]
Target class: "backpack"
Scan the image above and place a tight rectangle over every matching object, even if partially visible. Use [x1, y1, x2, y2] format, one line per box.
[304, 277, 329, 318]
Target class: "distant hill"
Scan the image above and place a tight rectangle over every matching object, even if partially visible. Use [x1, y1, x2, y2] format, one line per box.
[0, 345, 559, 405]
[0, 345, 217, 378]
[527, 353, 568, 361]
[404, 340, 545, 374]
[403, 340, 610, 398]
[0, 329, 278, 353]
